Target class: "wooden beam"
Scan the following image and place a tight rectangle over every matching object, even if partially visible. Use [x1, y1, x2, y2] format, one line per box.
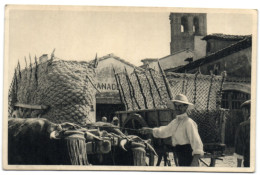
[144, 72, 156, 108]
[134, 69, 148, 109]
[193, 72, 199, 104]
[116, 73, 129, 110]
[124, 68, 141, 110]
[112, 67, 126, 107]
[207, 74, 214, 111]
[158, 61, 173, 100]
[148, 68, 162, 100]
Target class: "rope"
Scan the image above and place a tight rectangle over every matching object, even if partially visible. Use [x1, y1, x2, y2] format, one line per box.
[181, 73, 186, 94]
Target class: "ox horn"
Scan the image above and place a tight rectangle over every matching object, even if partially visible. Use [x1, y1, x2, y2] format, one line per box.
[119, 139, 128, 151]
[85, 131, 102, 141]
[130, 142, 145, 148]
[146, 143, 158, 157]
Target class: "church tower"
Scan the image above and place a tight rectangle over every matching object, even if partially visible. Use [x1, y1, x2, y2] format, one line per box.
[169, 13, 207, 54]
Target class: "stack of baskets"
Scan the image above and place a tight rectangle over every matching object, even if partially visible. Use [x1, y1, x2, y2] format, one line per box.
[9, 57, 97, 125]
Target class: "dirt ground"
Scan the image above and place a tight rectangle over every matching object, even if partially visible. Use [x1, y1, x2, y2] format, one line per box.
[156, 147, 238, 167]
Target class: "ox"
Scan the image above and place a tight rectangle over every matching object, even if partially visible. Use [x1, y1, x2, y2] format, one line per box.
[8, 119, 156, 166]
[8, 118, 91, 165]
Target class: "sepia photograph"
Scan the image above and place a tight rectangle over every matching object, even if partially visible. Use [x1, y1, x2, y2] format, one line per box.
[2, 3, 257, 173]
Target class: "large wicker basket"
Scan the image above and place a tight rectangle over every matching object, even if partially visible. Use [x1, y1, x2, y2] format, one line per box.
[9, 57, 98, 125]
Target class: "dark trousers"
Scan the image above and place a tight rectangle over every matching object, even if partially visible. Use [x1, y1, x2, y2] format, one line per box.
[173, 144, 193, 166]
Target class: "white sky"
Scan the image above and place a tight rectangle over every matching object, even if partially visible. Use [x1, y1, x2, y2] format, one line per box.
[7, 7, 255, 76]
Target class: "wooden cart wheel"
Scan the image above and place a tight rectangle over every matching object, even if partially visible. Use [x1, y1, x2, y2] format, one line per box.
[122, 113, 155, 166]
[122, 113, 148, 136]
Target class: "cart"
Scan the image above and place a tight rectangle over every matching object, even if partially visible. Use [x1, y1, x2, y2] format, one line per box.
[116, 107, 227, 167]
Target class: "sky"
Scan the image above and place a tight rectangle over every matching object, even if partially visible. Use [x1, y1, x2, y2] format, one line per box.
[7, 6, 255, 79]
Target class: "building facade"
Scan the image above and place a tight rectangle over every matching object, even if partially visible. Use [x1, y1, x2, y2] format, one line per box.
[171, 34, 252, 146]
[139, 13, 252, 147]
[169, 13, 207, 60]
[91, 53, 141, 122]
[141, 13, 207, 71]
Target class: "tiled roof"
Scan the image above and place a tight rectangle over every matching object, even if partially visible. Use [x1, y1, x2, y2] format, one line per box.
[139, 64, 149, 69]
[174, 36, 252, 73]
[202, 33, 251, 41]
[160, 49, 193, 61]
[141, 58, 158, 62]
[164, 65, 185, 73]
[89, 53, 143, 71]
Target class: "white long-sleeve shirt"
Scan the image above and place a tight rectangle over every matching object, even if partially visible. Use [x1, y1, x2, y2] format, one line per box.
[152, 113, 204, 156]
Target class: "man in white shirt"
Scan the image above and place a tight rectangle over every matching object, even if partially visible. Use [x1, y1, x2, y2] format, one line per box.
[141, 94, 204, 166]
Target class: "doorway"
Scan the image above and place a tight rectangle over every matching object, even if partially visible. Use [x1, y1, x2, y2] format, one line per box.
[96, 103, 125, 122]
[221, 90, 250, 146]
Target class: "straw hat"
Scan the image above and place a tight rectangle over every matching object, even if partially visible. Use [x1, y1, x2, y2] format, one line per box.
[171, 94, 194, 106]
[240, 100, 251, 108]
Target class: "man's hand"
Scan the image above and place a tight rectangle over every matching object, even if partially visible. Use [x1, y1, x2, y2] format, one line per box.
[190, 154, 200, 166]
[140, 127, 153, 135]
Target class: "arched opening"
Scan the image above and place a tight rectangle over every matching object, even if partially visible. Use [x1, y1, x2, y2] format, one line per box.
[221, 90, 250, 109]
[181, 16, 188, 33]
[193, 17, 199, 34]
[181, 25, 184, 32]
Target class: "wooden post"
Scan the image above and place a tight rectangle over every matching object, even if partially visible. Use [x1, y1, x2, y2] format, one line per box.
[29, 54, 32, 73]
[51, 48, 55, 61]
[124, 68, 141, 109]
[182, 73, 186, 94]
[24, 56, 27, 69]
[207, 74, 214, 111]
[17, 61, 21, 80]
[220, 71, 227, 92]
[116, 72, 129, 110]
[145, 71, 156, 108]
[112, 67, 125, 108]
[86, 75, 100, 93]
[219, 71, 227, 105]
[34, 56, 38, 86]
[184, 77, 189, 95]
[124, 70, 135, 109]
[158, 61, 173, 100]
[220, 109, 227, 144]
[92, 53, 99, 68]
[148, 68, 162, 100]
[134, 69, 148, 109]
[14, 69, 18, 93]
[193, 72, 199, 104]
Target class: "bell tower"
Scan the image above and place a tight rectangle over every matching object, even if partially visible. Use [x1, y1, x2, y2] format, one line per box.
[169, 13, 207, 54]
